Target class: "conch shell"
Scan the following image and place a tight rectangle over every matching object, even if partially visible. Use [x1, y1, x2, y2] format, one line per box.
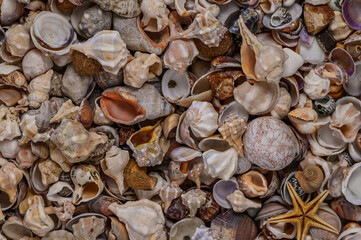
[28, 70, 53, 109]
[100, 146, 130, 195]
[109, 199, 166, 240]
[239, 16, 287, 83]
[123, 52, 162, 88]
[329, 103, 361, 143]
[140, 0, 169, 32]
[227, 190, 261, 212]
[0, 162, 23, 203]
[50, 119, 108, 163]
[71, 30, 131, 75]
[218, 114, 246, 156]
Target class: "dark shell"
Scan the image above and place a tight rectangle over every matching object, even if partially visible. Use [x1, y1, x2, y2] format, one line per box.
[165, 196, 189, 221]
[314, 95, 336, 116]
[194, 31, 233, 61]
[287, 176, 306, 198]
[331, 197, 361, 221]
[211, 210, 258, 240]
[198, 191, 220, 222]
[94, 70, 123, 90]
[316, 29, 337, 53]
[58, 184, 74, 197]
[78, 5, 112, 38]
[75, 99, 94, 129]
[88, 195, 121, 216]
[118, 125, 136, 145]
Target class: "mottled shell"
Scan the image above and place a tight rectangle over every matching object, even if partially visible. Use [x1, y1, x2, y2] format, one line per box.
[73, 216, 105, 240]
[19, 113, 52, 144]
[295, 165, 324, 193]
[38, 159, 62, 186]
[218, 114, 246, 156]
[124, 160, 156, 190]
[71, 30, 130, 75]
[50, 99, 79, 124]
[92, 0, 141, 18]
[5, 24, 31, 57]
[181, 189, 207, 218]
[78, 5, 112, 38]
[243, 117, 299, 170]
[304, 69, 330, 100]
[0, 106, 21, 141]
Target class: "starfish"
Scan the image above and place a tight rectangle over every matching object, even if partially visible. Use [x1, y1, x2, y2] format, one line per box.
[267, 182, 339, 240]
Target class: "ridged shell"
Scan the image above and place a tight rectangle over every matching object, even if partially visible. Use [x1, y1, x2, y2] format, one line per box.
[71, 30, 131, 75]
[181, 189, 207, 218]
[227, 190, 261, 212]
[160, 183, 182, 212]
[218, 114, 246, 156]
[203, 147, 238, 180]
[28, 70, 53, 109]
[19, 113, 52, 144]
[304, 69, 330, 100]
[295, 165, 324, 193]
[92, 0, 141, 18]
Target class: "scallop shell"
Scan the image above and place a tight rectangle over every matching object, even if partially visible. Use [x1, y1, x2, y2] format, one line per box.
[181, 189, 207, 218]
[203, 147, 239, 180]
[109, 199, 166, 240]
[92, 0, 141, 18]
[123, 52, 162, 88]
[73, 216, 105, 240]
[71, 30, 130, 75]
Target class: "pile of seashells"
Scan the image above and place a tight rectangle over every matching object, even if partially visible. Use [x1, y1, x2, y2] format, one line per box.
[0, 0, 361, 239]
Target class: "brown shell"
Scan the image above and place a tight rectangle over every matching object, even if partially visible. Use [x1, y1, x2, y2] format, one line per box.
[288, 107, 318, 122]
[0, 71, 28, 90]
[237, 170, 268, 198]
[331, 197, 361, 221]
[198, 191, 220, 222]
[207, 69, 243, 100]
[295, 165, 324, 193]
[71, 50, 101, 75]
[75, 99, 93, 129]
[123, 159, 156, 190]
[118, 125, 136, 145]
[16, 144, 39, 169]
[31, 141, 49, 159]
[165, 196, 189, 221]
[88, 195, 122, 216]
[94, 70, 123, 90]
[100, 91, 146, 125]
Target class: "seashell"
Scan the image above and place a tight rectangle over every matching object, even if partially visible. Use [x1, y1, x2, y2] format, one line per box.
[304, 69, 330, 100]
[203, 147, 238, 180]
[42, 230, 74, 240]
[191, 226, 221, 240]
[329, 103, 361, 143]
[47, 181, 74, 204]
[243, 117, 299, 170]
[341, 162, 361, 205]
[344, 61, 361, 96]
[218, 101, 249, 127]
[303, 4, 335, 35]
[0, 87, 23, 107]
[337, 223, 361, 240]
[297, 35, 326, 64]
[237, 170, 268, 198]
[163, 114, 180, 139]
[87, 195, 121, 217]
[185, 101, 218, 138]
[0, 162, 23, 204]
[23, 195, 54, 237]
[329, 47, 355, 77]
[5, 24, 31, 58]
[2, 216, 33, 239]
[123, 52, 162, 88]
[281, 48, 304, 78]
[176, 9, 227, 48]
[127, 121, 167, 167]
[100, 146, 130, 195]
[74, 99, 93, 129]
[0, 0, 24, 25]
[160, 183, 182, 212]
[108, 216, 129, 240]
[109, 199, 166, 240]
[94, 70, 123, 90]
[124, 159, 157, 190]
[344, 31, 361, 60]
[77, 5, 112, 39]
[169, 217, 205, 240]
[22, 49, 53, 81]
[270, 87, 292, 119]
[165, 195, 189, 221]
[113, 15, 170, 55]
[134, 172, 167, 200]
[331, 197, 361, 221]
[0, 139, 20, 159]
[234, 81, 279, 115]
[169, 146, 202, 162]
[164, 12, 198, 73]
[227, 190, 261, 212]
[31, 11, 77, 56]
[309, 205, 341, 240]
[71, 30, 131, 75]
[295, 165, 324, 193]
[207, 69, 243, 100]
[239, 15, 287, 83]
[49, 99, 79, 123]
[72, 216, 105, 240]
[92, 0, 141, 18]
[329, 11, 353, 41]
[169, 160, 189, 185]
[28, 70, 53, 109]
[212, 178, 238, 209]
[0, 70, 27, 90]
[342, 0, 361, 30]
[327, 166, 345, 197]
[197, 190, 220, 222]
[218, 115, 246, 156]
[288, 107, 330, 134]
[262, 4, 302, 30]
[314, 95, 336, 116]
[211, 210, 258, 240]
[160, 70, 192, 105]
[50, 119, 108, 163]
[140, 0, 169, 32]
[0, 106, 21, 141]
[71, 164, 104, 204]
[38, 159, 62, 186]
[19, 113, 52, 144]
[181, 189, 207, 218]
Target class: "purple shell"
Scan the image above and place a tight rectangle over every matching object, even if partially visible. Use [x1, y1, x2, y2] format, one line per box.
[342, 0, 361, 30]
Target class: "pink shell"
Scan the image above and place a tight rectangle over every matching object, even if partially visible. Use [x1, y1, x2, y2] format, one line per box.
[243, 117, 298, 170]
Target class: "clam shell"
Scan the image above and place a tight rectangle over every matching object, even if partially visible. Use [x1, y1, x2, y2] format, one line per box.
[170, 217, 205, 240]
[342, 0, 361, 30]
[342, 162, 361, 205]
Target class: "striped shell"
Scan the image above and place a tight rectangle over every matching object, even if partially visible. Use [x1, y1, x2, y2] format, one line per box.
[295, 165, 324, 193]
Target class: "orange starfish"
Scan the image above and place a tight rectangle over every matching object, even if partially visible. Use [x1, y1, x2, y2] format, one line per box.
[267, 182, 339, 240]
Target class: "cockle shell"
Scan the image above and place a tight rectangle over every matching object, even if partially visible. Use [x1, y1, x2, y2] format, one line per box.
[127, 121, 167, 167]
[304, 69, 330, 100]
[50, 119, 108, 163]
[203, 147, 239, 180]
[5, 24, 31, 58]
[141, 0, 169, 32]
[164, 12, 199, 73]
[185, 101, 218, 138]
[23, 195, 54, 237]
[239, 15, 287, 83]
[123, 52, 162, 88]
[71, 165, 104, 204]
[243, 117, 299, 170]
[73, 216, 105, 240]
[329, 103, 361, 143]
[100, 146, 130, 195]
[227, 190, 262, 212]
[0, 106, 21, 141]
[109, 199, 166, 240]
[181, 189, 207, 218]
[71, 30, 130, 75]
[0, 162, 23, 204]
[28, 70, 53, 109]
[19, 113, 52, 144]
[30, 11, 76, 56]
[160, 183, 182, 212]
[92, 0, 141, 18]
[177, 9, 228, 47]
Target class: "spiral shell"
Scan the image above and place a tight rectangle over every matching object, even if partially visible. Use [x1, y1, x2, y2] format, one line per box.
[295, 165, 324, 193]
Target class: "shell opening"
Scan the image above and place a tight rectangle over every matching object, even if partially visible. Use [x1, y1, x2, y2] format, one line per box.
[130, 127, 155, 148]
[83, 182, 99, 200]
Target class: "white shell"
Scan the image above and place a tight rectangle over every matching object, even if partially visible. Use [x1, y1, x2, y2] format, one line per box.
[47, 181, 74, 205]
[203, 147, 238, 180]
[227, 190, 261, 212]
[303, 69, 330, 100]
[218, 101, 249, 126]
[170, 217, 205, 240]
[298, 38, 326, 64]
[0, 139, 20, 158]
[141, 0, 170, 32]
[181, 189, 207, 218]
[344, 61, 361, 96]
[161, 69, 192, 104]
[19, 113, 52, 144]
[281, 48, 304, 77]
[71, 30, 131, 75]
[342, 162, 361, 205]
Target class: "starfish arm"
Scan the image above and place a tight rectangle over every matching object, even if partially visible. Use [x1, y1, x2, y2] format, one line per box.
[297, 218, 309, 240]
[309, 215, 340, 235]
[286, 182, 305, 213]
[267, 213, 300, 224]
[305, 190, 330, 215]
